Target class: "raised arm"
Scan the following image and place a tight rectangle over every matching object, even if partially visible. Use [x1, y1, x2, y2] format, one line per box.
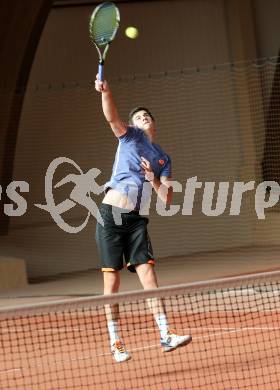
[95, 76, 126, 138]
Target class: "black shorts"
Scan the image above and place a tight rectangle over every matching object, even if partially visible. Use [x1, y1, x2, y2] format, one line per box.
[95, 204, 155, 273]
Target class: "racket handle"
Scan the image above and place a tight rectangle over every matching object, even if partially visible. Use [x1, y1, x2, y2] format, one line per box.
[98, 63, 104, 81]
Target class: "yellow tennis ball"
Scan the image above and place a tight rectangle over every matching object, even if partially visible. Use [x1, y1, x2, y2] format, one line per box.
[125, 26, 139, 39]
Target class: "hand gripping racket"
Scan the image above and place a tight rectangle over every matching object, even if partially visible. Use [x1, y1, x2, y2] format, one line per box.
[89, 2, 120, 81]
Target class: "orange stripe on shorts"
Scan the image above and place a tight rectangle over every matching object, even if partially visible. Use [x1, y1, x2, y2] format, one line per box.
[101, 267, 117, 272]
[147, 259, 155, 265]
[126, 260, 155, 268]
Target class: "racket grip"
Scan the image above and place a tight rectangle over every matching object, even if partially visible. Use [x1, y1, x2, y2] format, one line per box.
[98, 63, 104, 81]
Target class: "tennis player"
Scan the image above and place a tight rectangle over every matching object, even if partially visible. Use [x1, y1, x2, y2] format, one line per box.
[95, 76, 192, 363]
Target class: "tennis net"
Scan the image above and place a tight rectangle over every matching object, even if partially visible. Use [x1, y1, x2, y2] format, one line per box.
[0, 270, 280, 389]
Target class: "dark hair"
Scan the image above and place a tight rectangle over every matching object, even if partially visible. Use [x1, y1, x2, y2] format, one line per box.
[128, 106, 155, 125]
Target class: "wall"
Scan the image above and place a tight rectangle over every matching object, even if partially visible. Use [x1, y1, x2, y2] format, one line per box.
[4, 0, 279, 277]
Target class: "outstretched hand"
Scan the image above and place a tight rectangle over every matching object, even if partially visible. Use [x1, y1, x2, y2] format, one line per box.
[140, 157, 154, 182]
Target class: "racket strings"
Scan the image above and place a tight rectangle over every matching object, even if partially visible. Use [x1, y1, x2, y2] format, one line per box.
[90, 5, 119, 47]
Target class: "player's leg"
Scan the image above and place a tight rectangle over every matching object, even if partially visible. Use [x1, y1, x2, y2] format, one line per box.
[103, 269, 131, 362]
[125, 215, 169, 336]
[124, 214, 169, 336]
[135, 263, 169, 336]
[136, 263, 192, 352]
[96, 204, 131, 362]
[103, 270, 120, 345]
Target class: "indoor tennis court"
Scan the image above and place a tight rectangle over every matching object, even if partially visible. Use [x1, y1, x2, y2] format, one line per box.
[1, 0, 280, 389]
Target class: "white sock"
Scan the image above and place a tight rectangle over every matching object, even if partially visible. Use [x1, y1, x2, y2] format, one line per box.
[107, 320, 119, 346]
[154, 313, 169, 339]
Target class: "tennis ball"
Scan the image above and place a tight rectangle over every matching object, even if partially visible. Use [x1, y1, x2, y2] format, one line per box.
[125, 26, 139, 39]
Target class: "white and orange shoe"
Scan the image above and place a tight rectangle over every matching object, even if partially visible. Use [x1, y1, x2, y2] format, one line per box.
[161, 331, 192, 352]
[111, 340, 131, 363]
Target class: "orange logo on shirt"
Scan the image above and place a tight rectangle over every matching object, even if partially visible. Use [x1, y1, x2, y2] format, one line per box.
[159, 159, 165, 165]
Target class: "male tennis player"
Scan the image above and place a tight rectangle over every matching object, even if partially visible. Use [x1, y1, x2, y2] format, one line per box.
[95, 76, 192, 363]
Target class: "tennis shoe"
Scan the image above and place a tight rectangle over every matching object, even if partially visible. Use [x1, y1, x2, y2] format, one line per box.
[161, 331, 192, 352]
[111, 340, 131, 363]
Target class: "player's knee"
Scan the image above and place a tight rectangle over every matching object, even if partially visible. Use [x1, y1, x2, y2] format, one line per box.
[103, 270, 120, 294]
[136, 263, 158, 289]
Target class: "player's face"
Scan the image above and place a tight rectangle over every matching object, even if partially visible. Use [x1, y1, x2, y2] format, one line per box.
[132, 110, 154, 131]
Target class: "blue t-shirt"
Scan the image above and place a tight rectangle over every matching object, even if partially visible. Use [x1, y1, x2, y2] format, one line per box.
[105, 126, 172, 210]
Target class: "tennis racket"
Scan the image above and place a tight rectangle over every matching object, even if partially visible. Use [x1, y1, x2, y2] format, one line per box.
[89, 2, 120, 81]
